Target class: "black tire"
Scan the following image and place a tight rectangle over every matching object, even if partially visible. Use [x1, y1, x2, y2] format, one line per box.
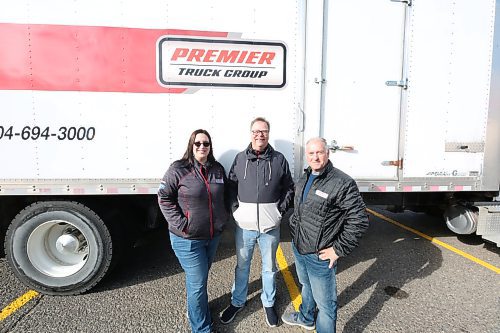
[5, 201, 113, 295]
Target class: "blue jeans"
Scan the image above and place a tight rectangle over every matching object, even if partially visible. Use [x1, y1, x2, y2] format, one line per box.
[170, 232, 221, 333]
[231, 226, 280, 307]
[292, 243, 338, 333]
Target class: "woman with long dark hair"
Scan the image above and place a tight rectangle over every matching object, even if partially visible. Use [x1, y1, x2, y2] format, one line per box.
[158, 129, 229, 333]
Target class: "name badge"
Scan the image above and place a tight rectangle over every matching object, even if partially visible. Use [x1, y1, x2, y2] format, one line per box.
[214, 178, 224, 184]
[315, 189, 328, 199]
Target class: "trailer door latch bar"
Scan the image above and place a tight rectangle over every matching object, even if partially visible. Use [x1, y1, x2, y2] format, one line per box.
[385, 79, 408, 90]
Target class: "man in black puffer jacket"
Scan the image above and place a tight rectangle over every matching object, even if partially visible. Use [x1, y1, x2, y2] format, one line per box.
[282, 137, 368, 333]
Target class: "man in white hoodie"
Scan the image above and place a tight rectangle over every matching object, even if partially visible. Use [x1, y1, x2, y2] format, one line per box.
[220, 117, 294, 328]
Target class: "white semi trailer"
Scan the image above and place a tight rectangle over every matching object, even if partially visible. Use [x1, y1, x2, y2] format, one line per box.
[1, 0, 499, 295]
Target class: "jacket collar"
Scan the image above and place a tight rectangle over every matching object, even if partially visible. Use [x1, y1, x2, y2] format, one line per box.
[193, 159, 212, 169]
[245, 143, 273, 160]
[304, 160, 333, 178]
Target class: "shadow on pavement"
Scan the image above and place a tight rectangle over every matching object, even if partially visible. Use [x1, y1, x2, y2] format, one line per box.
[278, 208, 444, 333]
[338, 210, 443, 332]
[95, 221, 238, 293]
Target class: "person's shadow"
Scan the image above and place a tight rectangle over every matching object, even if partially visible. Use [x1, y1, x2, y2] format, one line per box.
[278, 208, 443, 333]
[335, 208, 443, 332]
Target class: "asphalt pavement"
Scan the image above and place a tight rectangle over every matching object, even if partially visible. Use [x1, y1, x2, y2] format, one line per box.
[1, 208, 499, 333]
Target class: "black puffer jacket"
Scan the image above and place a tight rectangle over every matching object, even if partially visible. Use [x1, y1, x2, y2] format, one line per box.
[158, 159, 229, 239]
[289, 161, 368, 256]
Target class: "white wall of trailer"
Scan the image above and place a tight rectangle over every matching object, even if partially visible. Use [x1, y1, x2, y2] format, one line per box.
[1, 0, 499, 195]
[0, 0, 306, 193]
[483, 0, 500, 192]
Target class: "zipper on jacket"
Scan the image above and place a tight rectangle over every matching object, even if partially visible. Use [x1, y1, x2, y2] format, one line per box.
[184, 211, 190, 233]
[295, 193, 302, 246]
[256, 153, 260, 233]
[200, 165, 214, 238]
[295, 172, 315, 248]
[294, 173, 307, 246]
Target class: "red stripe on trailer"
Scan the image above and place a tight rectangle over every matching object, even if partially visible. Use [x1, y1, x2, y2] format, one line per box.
[0, 23, 228, 93]
[403, 186, 413, 192]
[137, 187, 150, 194]
[454, 185, 464, 191]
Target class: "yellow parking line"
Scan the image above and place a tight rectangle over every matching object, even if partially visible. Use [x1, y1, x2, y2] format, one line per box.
[367, 208, 500, 274]
[0, 290, 39, 321]
[277, 245, 301, 311]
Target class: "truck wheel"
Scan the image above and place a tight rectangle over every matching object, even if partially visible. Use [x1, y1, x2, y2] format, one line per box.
[5, 201, 112, 295]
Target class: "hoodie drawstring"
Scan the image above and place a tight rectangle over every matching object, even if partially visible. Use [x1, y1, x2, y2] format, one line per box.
[244, 151, 271, 183]
[243, 159, 249, 180]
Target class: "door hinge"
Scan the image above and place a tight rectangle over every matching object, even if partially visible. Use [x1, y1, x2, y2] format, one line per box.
[390, 0, 412, 6]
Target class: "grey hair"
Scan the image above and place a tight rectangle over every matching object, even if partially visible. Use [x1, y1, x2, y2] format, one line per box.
[306, 137, 329, 152]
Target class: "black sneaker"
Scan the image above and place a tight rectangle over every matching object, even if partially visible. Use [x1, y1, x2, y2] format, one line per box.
[219, 304, 244, 324]
[263, 306, 278, 327]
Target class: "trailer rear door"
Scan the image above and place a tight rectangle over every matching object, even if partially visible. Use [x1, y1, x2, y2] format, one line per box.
[401, 0, 495, 182]
[319, 0, 406, 180]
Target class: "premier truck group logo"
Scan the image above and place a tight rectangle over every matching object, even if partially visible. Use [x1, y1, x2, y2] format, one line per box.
[157, 37, 286, 88]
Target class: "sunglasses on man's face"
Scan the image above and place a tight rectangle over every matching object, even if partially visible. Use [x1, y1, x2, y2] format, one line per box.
[194, 141, 210, 148]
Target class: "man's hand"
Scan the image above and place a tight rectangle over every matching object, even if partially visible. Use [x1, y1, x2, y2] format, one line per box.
[318, 247, 339, 269]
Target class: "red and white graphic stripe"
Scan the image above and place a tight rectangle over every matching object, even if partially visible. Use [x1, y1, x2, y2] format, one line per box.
[359, 185, 473, 192]
[0, 23, 228, 93]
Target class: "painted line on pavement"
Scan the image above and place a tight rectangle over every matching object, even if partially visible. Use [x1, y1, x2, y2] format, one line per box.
[367, 208, 500, 274]
[0, 290, 39, 321]
[277, 245, 301, 311]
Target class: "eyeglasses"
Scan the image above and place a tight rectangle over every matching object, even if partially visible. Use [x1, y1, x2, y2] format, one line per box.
[251, 130, 269, 136]
[194, 141, 210, 148]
